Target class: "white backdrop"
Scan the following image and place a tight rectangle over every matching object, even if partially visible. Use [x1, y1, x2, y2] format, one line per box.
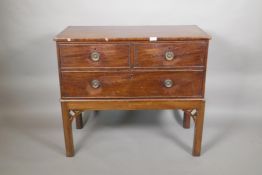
[0, 1, 262, 174]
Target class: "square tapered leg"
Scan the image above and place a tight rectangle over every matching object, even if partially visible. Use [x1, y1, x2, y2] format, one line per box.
[183, 110, 191, 129]
[61, 103, 74, 157]
[76, 113, 83, 129]
[192, 102, 205, 156]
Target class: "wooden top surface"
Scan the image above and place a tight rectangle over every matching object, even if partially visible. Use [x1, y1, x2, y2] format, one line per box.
[54, 26, 211, 42]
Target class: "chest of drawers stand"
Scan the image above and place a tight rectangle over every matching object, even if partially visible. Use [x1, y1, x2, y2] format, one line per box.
[54, 26, 211, 157]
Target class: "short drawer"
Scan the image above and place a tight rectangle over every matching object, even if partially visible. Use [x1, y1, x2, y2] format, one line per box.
[130, 71, 204, 97]
[59, 44, 130, 68]
[134, 41, 207, 68]
[61, 72, 131, 98]
[61, 71, 204, 98]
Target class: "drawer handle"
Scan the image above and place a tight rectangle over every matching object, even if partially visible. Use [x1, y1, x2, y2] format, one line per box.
[90, 51, 100, 61]
[91, 79, 101, 89]
[164, 79, 173, 88]
[165, 51, 174, 61]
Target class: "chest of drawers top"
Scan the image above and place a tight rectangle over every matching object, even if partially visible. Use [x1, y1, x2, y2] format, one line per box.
[54, 25, 210, 42]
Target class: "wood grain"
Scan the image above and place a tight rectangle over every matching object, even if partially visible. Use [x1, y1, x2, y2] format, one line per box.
[55, 25, 210, 157]
[61, 71, 204, 98]
[193, 102, 205, 156]
[183, 110, 191, 129]
[62, 99, 205, 110]
[75, 113, 83, 129]
[134, 41, 208, 68]
[59, 43, 130, 68]
[54, 26, 211, 42]
[61, 103, 74, 157]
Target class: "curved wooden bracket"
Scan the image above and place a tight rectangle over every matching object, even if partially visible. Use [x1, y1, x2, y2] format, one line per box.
[68, 110, 83, 123]
[191, 109, 199, 123]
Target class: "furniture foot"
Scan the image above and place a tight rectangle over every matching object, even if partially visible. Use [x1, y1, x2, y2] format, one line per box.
[76, 113, 83, 129]
[61, 103, 74, 157]
[183, 110, 191, 129]
[192, 102, 205, 156]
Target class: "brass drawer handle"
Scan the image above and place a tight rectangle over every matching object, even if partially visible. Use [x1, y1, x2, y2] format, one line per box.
[91, 79, 101, 89]
[90, 51, 100, 61]
[164, 79, 173, 88]
[165, 51, 174, 61]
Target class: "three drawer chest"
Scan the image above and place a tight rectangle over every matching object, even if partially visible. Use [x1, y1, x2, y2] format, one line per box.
[54, 26, 211, 157]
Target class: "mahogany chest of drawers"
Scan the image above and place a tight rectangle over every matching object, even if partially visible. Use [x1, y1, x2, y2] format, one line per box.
[54, 26, 211, 157]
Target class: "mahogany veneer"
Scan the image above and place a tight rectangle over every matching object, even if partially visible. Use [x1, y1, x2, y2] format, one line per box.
[54, 26, 211, 157]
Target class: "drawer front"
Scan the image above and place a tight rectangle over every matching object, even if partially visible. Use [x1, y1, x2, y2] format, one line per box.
[59, 44, 130, 68]
[61, 71, 203, 98]
[61, 72, 131, 98]
[131, 71, 203, 97]
[134, 41, 207, 68]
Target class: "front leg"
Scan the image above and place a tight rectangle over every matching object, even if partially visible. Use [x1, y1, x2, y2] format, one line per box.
[192, 102, 205, 156]
[61, 103, 74, 157]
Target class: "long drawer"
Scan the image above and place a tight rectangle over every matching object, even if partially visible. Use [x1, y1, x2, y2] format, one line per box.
[61, 71, 204, 98]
